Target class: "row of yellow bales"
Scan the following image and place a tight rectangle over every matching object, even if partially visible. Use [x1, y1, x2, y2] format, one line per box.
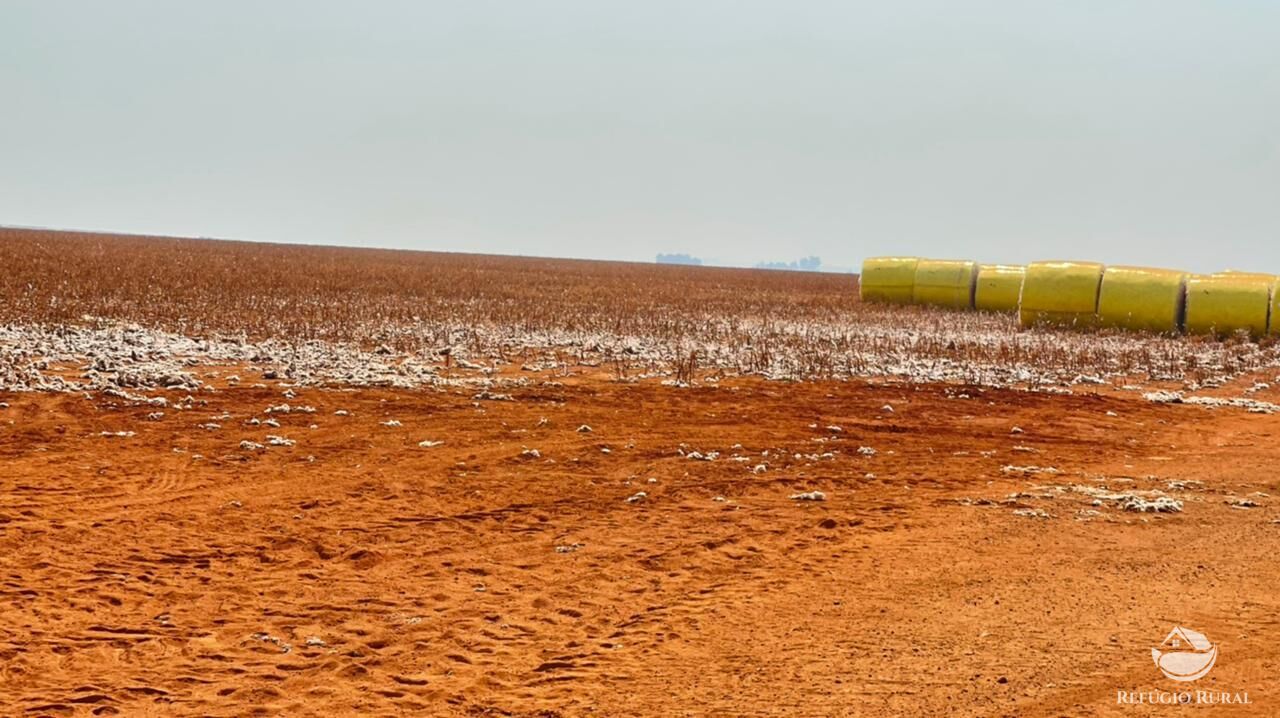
[860, 257, 1280, 337]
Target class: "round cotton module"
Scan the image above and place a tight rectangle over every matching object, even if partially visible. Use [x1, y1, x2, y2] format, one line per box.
[1018, 261, 1105, 329]
[974, 264, 1024, 313]
[1272, 278, 1280, 336]
[1184, 274, 1272, 338]
[1214, 270, 1275, 282]
[1096, 266, 1187, 334]
[859, 257, 919, 304]
[911, 259, 978, 310]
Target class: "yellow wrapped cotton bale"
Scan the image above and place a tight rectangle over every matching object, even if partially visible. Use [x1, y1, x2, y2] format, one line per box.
[1214, 273, 1277, 336]
[911, 259, 978, 309]
[1273, 278, 1280, 336]
[1018, 261, 1105, 329]
[974, 264, 1025, 313]
[859, 256, 919, 304]
[1216, 270, 1275, 281]
[1184, 274, 1271, 338]
[1096, 266, 1188, 334]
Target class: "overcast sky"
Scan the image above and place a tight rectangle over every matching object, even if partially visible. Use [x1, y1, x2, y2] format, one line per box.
[2, 1, 1278, 272]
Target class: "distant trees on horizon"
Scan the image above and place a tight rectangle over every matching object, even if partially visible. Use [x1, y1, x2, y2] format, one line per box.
[655, 253, 703, 266]
[656, 253, 824, 272]
[755, 256, 821, 272]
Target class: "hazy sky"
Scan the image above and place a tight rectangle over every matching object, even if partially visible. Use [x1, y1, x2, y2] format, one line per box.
[2, 1, 1278, 272]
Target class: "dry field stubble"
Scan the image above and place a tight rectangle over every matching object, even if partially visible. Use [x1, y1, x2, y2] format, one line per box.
[3, 227, 1278, 388]
[3, 228, 1280, 716]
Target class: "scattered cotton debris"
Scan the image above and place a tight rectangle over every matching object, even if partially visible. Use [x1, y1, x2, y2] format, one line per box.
[789, 491, 826, 501]
[1122, 496, 1182, 513]
[250, 632, 292, 654]
[1001, 465, 1060, 475]
[1144, 391, 1280, 414]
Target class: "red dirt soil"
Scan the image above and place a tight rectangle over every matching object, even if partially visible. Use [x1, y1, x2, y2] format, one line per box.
[3, 372, 1280, 716]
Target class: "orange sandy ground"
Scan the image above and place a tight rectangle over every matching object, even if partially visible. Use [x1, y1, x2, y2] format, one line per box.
[3, 372, 1280, 717]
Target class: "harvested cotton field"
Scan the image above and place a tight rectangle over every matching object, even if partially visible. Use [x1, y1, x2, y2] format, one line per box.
[4, 229, 1280, 716]
[5, 229, 1280, 391]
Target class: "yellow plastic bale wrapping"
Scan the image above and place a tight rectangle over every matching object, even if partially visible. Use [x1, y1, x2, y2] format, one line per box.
[1184, 274, 1272, 337]
[1096, 266, 1187, 333]
[1216, 270, 1275, 281]
[911, 259, 978, 309]
[1018, 261, 1105, 328]
[974, 264, 1025, 312]
[859, 257, 918, 304]
[1217, 273, 1275, 336]
[1273, 278, 1280, 336]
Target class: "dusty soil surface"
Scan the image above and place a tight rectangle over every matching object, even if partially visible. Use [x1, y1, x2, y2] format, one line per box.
[3, 372, 1280, 716]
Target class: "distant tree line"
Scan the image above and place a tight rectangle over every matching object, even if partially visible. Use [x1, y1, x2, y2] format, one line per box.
[755, 256, 821, 272]
[655, 253, 822, 272]
[655, 253, 703, 266]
